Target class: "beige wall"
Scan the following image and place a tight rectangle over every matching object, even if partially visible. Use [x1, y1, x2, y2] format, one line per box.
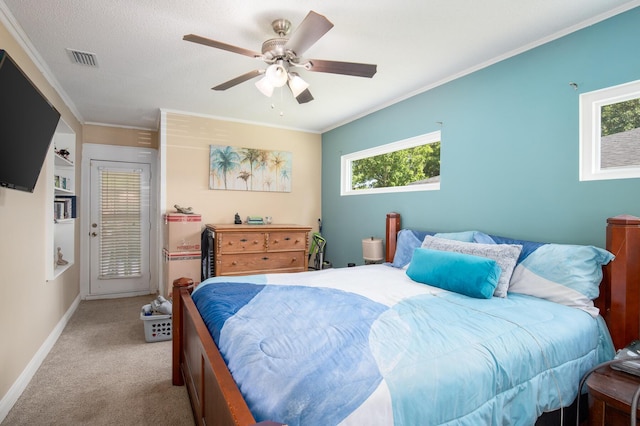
[0, 22, 82, 403]
[83, 124, 158, 149]
[163, 112, 322, 231]
[0, 28, 320, 414]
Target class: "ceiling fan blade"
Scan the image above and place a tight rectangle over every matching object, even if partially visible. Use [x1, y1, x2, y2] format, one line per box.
[183, 34, 262, 58]
[306, 59, 377, 78]
[212, 70, 264, 91]
[295, 89, 314, 104]
[285, 11, 334, 56]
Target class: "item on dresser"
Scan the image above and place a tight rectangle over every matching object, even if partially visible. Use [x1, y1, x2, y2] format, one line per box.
[246, 216, 264, 225]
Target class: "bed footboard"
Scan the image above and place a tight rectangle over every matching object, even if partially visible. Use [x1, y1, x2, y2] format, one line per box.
[172, 278, 256, 426]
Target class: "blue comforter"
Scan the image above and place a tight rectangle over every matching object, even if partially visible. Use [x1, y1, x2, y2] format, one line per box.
[191, 265, 614, 425]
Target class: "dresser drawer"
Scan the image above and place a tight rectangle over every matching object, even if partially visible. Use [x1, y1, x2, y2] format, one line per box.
[268, 232, 307, 251]
[217, 251, 305, 275]
[218, 232, 265, 254]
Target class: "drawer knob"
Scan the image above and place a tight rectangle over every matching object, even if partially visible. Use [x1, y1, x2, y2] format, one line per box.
[254, 240, 259, 245]
[228, 241, 234, 245]
[291, 257, 297, 262]
[231, 261, 237, 265]
[262, 256, 269, 261]
[273, 239, 279, 244]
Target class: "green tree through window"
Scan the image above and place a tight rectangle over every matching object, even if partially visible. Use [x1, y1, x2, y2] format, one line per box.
[352, 142, 440, 189]
[601, 98, 640, 136]
[341, 131, 441, 196]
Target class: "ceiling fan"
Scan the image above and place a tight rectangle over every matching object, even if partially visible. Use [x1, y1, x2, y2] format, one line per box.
[183, 10, 377, 104]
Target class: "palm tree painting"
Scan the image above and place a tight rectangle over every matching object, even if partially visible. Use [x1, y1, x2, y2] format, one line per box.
[209, 145, 292, 192]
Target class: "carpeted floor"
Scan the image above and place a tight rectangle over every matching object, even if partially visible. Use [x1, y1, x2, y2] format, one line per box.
[2, 295, 195, 426]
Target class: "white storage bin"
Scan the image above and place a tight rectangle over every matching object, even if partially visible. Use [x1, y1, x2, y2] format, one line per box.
[140, 312, 172, 342]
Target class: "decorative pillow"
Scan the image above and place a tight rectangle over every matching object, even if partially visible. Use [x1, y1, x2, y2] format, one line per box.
[389, 229, 433, 268]
[507, 243, 614, 317]
[434, 231, 477, 242]
[420, 235, 522, 298]
[406, 248, 500, 299]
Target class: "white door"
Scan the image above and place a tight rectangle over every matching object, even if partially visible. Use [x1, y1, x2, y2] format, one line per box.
[89, 160, 151, 296]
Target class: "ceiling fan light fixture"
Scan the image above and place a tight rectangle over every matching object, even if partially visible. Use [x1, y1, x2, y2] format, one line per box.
[265, 62, 288, 87]
[255, 76, 274, 97]
[288, 72, 309, 98]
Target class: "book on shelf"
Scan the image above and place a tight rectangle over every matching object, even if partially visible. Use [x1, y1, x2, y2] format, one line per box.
[54, 196, 76, 220]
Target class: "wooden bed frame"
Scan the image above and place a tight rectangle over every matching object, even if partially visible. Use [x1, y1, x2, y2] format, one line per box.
[172, 212, 640, 426]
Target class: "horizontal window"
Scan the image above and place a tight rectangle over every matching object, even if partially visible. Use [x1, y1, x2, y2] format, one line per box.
[341, 131, 441, 196]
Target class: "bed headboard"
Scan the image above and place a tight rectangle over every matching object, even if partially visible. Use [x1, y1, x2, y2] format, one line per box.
[384, 212, 640, 350]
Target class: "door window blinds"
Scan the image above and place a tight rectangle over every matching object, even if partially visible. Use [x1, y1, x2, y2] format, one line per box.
[99, 168, 142, 279]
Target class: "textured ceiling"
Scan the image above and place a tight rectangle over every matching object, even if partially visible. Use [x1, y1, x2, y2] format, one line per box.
[1, 0, 638, 133]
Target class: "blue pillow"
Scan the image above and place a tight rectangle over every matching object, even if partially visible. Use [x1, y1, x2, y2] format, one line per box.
[508, 243, 614, 316]
[406, 248, 501, 299]
[389, 229, 434, 268]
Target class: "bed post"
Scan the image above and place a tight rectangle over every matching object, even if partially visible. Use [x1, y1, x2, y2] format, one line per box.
[386, 212, 401, 263]
[600, 215, 640, 350]
[172, 277, 194, 386]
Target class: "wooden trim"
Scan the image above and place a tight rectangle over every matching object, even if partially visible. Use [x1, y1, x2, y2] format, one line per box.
[600, 214, 640, 350]
[173, 277, 256, 426]
[385, 212, 401, 263]
[172, 277, 193, 386]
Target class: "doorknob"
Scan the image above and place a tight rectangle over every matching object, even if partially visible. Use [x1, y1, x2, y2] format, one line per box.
[91, 232, 98, 237]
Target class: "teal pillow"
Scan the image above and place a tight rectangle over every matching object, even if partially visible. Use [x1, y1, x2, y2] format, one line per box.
[406, 248, 501, 299]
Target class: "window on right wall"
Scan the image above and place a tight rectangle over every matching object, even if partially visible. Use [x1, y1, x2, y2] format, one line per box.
[580, 79, 640, 181]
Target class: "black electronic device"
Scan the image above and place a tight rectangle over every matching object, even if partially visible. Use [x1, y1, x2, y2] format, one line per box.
[0, 49, 61, 193]
[612, 340, 640, 376]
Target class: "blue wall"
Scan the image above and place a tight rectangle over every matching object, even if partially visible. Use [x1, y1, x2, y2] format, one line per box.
[321, 7, 640, 267]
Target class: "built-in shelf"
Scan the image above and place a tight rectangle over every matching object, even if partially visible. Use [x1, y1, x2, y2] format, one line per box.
[46, 120, 76, 280]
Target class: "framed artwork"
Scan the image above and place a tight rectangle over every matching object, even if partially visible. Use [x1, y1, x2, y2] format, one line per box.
[209, 145, 292, 192]
[580, 79, 640, 181]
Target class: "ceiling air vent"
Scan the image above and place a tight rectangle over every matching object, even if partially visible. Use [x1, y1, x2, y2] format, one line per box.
[66, 49, 98, 67]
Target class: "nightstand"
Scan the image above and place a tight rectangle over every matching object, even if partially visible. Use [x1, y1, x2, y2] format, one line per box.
[587, 365, 640, 425]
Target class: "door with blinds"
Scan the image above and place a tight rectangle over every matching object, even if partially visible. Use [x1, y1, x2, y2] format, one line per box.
[89, 160, 151, 295]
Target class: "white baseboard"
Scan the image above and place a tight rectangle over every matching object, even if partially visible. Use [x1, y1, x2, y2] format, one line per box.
[0, 294, 81, 423]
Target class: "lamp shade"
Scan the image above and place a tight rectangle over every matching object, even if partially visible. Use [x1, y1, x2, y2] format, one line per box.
[362, 237, 384, 262]
[255, 76, 274, 97]
[288, 72, 309, 98]
[265, 62, 288, 87]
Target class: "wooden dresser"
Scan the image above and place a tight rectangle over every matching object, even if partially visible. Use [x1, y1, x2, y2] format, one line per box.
[206, 223, 312, 276]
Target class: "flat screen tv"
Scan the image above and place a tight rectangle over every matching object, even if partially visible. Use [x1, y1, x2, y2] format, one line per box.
[0, 49, 61, 193]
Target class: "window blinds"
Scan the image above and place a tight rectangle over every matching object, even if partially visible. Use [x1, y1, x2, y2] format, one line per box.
[98, 168, 142, 279]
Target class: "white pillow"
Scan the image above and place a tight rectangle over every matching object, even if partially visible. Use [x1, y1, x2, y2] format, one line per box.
[420, 235, 522, 298]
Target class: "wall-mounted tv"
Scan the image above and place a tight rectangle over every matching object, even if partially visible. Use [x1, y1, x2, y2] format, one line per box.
[0, 49, 61, 193]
